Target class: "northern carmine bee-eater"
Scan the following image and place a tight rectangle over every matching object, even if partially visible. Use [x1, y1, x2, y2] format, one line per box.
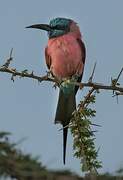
[26, 17, 86, 164]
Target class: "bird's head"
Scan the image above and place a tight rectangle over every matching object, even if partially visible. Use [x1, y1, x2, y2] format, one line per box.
[26, 17, 81, 39]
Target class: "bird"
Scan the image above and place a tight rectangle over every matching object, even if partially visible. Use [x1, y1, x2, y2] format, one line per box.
[26, 17, 86, 164]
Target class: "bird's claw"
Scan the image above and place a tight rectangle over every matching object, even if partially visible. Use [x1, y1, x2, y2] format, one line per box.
[46, 70, 53, 78]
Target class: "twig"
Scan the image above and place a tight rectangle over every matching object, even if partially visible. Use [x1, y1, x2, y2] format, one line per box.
[0, 66, 54, 83]
[80, 87, 95, 108]
[75, 81, 123, 93]
[115, 67, 123, 84]
[88, 62, 97, 83]
[2, 48, 13, 68]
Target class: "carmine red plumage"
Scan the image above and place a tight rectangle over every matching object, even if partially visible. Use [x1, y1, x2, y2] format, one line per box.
[26, 18, 86, 165]
[45, 20, 86, 164]
[45, 33, 84, 79]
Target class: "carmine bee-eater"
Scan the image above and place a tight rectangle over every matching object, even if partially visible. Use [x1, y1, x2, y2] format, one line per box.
[26, 17, 86, 164]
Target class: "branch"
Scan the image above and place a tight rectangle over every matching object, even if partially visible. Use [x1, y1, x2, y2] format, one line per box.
[0, 66, 54, 82]
[0, 50, 123, 95]
[1, 65, 123, 94]
[71, 89, 102, 173]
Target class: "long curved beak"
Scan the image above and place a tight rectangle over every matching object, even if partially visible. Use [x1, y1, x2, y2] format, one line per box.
[26, 24, 52, 31]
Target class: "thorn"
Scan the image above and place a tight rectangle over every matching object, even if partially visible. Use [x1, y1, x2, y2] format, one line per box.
[88, 62, 97, 83]
[112, 91, 123, 97]
[10, 48, 13, 58]
[112, 91, 123, 104]
[21, 69, 28, 75]
[111, 67, 123, 88]
[116, 67, 123, 83]
[2, 48, 14, 68]
[111, 77, 115, 95]
[90, 123, 102, 127]
[91, 130, 98, 133]
[97, 146, 101, 154]
[11, 74, 15, 82]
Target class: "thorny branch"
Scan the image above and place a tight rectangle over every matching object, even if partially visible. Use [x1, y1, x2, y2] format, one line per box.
[0, 49, 123, 96]
[71, 87, 102, 173]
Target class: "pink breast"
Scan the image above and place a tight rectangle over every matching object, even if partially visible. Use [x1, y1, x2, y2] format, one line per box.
[47, 34, 84, 79]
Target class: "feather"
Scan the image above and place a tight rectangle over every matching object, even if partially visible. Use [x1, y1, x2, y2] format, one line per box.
[55, 89, 76, 164]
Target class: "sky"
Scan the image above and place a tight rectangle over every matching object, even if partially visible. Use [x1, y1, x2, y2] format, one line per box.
[0, 0, 123, 176]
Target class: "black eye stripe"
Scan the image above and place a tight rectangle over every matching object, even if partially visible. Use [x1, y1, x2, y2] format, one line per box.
[51, 25, 66, 30]
[50, 25, 70, 32]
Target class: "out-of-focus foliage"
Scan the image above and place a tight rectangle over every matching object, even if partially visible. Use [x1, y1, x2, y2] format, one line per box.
[0, 131, 123, 180]
[0, 131, 47, 179]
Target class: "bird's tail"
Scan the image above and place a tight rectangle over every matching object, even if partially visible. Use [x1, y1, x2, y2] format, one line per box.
[55, 89, 76, 164]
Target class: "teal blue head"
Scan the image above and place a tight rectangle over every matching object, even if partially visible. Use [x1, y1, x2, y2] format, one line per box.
[48, 17, 71, 38]
[26, 17, 72, 38]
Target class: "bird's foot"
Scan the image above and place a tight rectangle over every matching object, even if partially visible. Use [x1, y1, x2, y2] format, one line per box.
[46, 70, 53, 78]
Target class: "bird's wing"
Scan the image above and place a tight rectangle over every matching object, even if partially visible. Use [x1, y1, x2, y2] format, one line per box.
[77, 38, 86, 65]
[45, 47, 51, 70]
[75, 39, 86, 94]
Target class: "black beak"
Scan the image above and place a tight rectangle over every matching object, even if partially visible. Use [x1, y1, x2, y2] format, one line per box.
[26, 24, 52, 31]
